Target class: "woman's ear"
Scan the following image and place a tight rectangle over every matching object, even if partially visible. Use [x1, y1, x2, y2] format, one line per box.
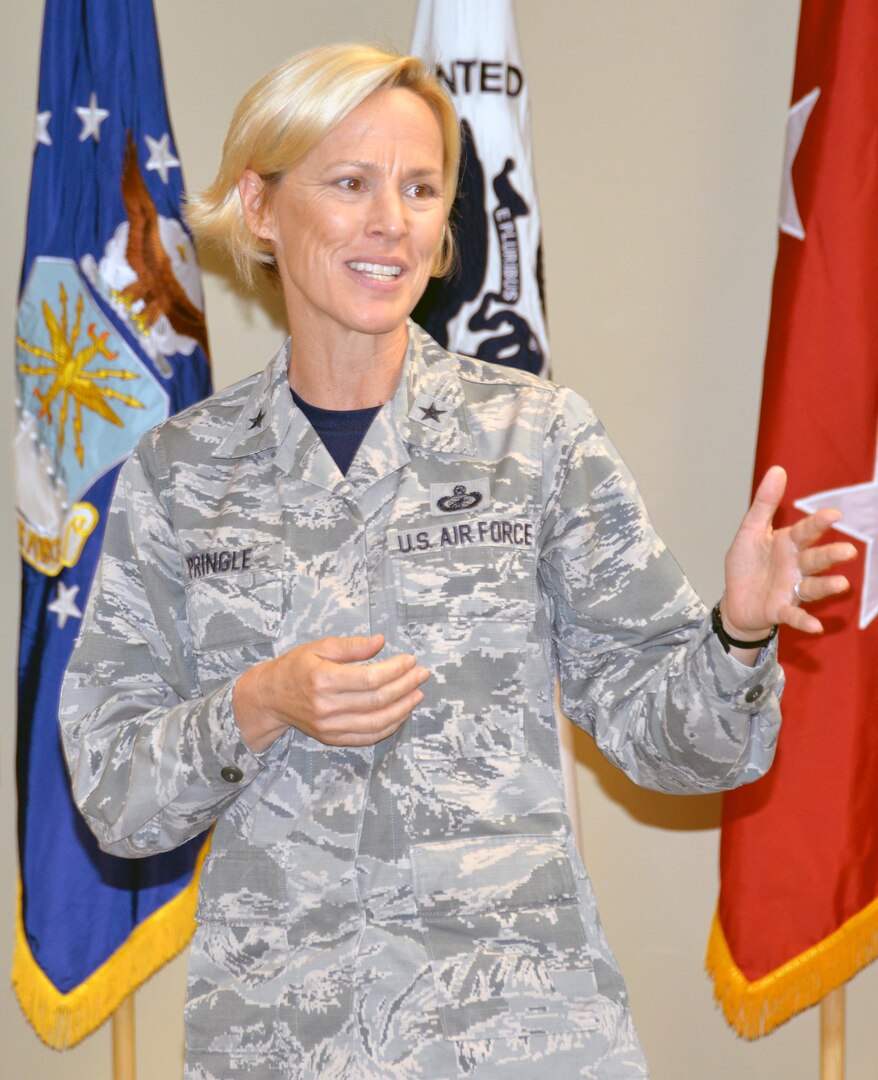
[238, 169, 275, 242]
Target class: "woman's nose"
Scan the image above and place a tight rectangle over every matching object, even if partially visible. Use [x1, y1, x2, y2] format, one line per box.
[367, 188, 406, 238]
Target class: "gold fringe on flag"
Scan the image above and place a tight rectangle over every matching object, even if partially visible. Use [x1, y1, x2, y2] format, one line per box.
[706, 896, 878, 1038]
[11, 838, 210, 1049]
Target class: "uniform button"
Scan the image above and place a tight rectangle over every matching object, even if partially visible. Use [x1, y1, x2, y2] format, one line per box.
[745, 685, 764, 704]
[220, 765, 244, 783]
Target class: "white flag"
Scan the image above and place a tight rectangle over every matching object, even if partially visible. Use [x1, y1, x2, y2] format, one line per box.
[412, 0, 582, 847]
[412, 0, 550, 377]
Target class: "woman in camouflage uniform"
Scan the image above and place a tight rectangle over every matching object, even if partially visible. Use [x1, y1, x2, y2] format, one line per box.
[61, 44, 854, 1079]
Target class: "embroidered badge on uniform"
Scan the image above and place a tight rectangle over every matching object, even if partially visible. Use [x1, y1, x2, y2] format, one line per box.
[418, 401, 446, 423]
[431, 480, 491, 514]
[185, 548, 253, 579]
[410, 392, 455, 430]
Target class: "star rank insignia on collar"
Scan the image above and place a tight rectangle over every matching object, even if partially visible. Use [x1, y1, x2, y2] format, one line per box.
[248, 408, 266, 430]
[410, 392, 454, 430]
[418, 401, 446, 423]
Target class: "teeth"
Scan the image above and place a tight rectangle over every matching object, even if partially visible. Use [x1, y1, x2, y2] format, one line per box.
[348, 261, 402, 279]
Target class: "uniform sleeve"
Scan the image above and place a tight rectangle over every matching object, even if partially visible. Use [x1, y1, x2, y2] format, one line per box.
[537, 387, 783, 793]
[59, 437, 275, 857]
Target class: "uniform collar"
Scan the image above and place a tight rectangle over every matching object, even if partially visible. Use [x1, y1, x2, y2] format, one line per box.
[393, 320, 475, 458]
[214, 321, 475, 488]
[213, 338, 299, 461]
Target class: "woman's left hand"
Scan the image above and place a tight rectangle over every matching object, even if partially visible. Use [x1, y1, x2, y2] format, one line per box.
[720, 464, 857, 641]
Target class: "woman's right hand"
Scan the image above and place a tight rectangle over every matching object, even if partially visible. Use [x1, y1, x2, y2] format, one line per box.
[231, 634, 430, 753]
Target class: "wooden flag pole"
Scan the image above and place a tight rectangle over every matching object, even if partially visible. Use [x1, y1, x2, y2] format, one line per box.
[820, 986, 845, 1080]
[112, 993, 136, 1080]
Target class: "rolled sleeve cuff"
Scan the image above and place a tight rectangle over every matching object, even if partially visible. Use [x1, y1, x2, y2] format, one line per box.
[683, 615, 785, 787]
[199, 679, 269, 789]
[700, 624, 783, 713]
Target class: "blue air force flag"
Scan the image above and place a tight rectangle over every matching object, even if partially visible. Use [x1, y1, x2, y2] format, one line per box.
[13, 0, 211, 1048]
[412, 0, 550, 376]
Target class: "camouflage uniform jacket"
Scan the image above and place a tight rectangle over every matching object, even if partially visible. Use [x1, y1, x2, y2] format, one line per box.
[61, 322, 782, 1079]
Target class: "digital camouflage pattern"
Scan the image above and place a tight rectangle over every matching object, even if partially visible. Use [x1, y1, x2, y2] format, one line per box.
[61, 323, 782, 1078]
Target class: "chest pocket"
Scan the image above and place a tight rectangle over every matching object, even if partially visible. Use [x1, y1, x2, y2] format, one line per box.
[393, 539, 535, 764]
[185, 565, 283, 692]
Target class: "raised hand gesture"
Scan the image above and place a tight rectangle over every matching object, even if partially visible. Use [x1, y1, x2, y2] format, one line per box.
[719, 465, 857, 653]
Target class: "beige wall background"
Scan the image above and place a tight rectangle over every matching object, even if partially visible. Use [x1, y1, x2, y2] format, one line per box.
[2, 2, 876, 1077]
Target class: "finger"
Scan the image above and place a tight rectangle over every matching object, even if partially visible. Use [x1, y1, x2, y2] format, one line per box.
[741, 465, 787, 532]
[777, 599, 825, 634]
[788, 507, 843, 549]
[795, 573, 851, 603]
[797, 541, 858, 576]
[314, 634, 386, 664]
[322, 652, 421, 694]
[328, 665, 430, 715]
[316, 688, 425, 746]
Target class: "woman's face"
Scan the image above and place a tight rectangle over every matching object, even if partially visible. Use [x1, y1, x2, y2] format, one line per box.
[245, 87, 446, 346]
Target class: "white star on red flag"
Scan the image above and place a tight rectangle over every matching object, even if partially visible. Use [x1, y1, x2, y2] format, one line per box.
[794, 443, 878, 628]
[779, 87, 820, 240]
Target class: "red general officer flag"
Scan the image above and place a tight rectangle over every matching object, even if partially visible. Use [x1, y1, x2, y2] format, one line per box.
[707, 0, 878, 1037]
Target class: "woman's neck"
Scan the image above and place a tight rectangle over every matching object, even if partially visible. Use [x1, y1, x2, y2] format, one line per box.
[286, 321, 408, 410]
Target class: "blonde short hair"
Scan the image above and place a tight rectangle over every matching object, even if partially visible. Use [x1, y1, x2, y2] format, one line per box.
[186, 43, 460, 288]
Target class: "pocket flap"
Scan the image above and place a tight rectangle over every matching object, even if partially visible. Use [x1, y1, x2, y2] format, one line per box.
[187, 567, 282, 651]
[394, 544, 534, 623]
[411, 834, 577, 916]
[196, 850, 288, 922]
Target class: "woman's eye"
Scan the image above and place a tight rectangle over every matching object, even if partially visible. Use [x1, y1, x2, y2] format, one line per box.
[338, 177, 365, 192]
[407, 183, 434, 199]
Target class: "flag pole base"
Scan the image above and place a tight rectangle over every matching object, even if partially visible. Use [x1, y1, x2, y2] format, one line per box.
[820, 985, 845, 1080]
[112, 994, 136, 1080]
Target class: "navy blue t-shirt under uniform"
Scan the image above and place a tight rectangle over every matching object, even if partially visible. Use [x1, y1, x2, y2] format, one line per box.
[291, 389, 381, 477]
